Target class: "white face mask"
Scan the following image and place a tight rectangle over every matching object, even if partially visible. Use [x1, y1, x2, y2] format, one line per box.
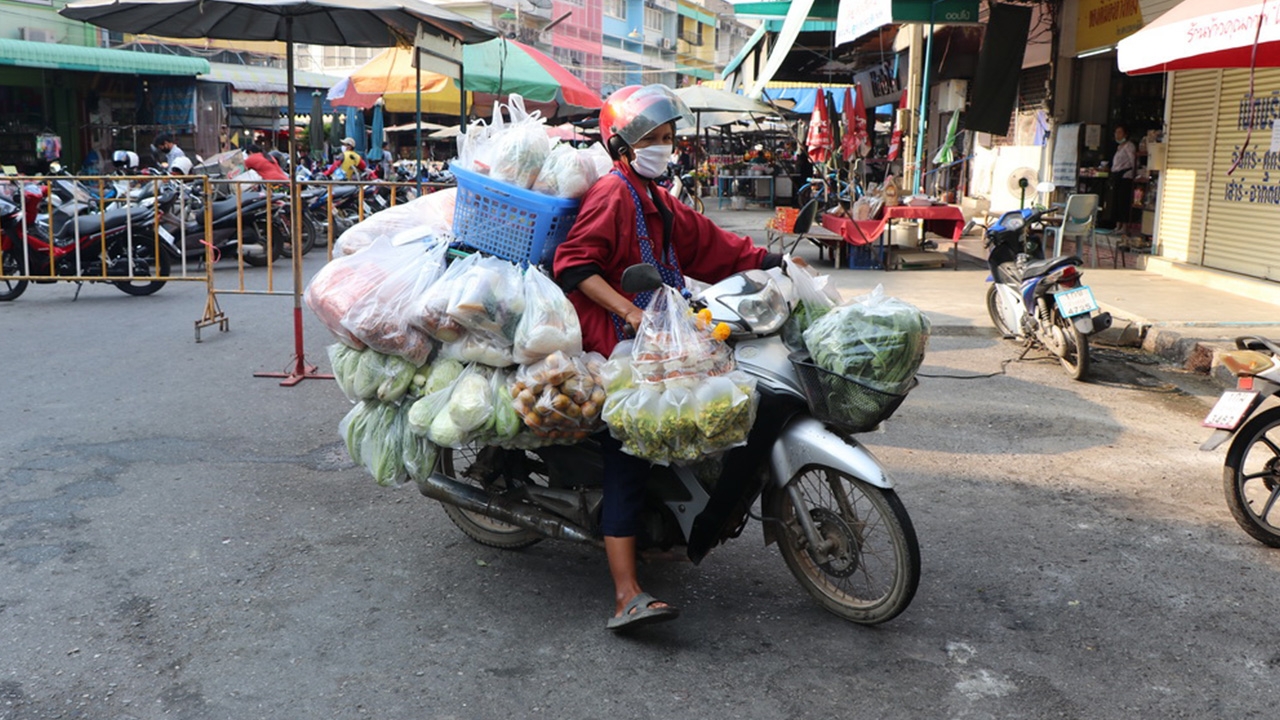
[630, 144, 672, 179]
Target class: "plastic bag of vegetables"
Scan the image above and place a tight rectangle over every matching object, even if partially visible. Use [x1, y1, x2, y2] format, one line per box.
[340, 240, 446, 365]
[781, 257, 840, 350]
[406, 363, 492, 449]
[340, 400, 408, 487]
[513, 266, 582, 365]
[802, 285, 930, 395]
[401, 405, 439, 486]
[510, 350, 606, 443]
[486, 95, 552, 189]
[630, 286, 729, 384]
[446, 254, 525, 341]
[412, 252, 472, 343]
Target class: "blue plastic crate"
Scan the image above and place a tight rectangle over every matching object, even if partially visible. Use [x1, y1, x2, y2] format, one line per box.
[450, 165, 581, 265]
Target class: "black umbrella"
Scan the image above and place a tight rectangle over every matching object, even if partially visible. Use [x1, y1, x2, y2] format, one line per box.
[61, 0, 496, 384]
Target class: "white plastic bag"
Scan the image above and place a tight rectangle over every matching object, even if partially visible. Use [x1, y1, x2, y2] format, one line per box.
[512, 266, 582, 365]
[334, 188, 457, 256]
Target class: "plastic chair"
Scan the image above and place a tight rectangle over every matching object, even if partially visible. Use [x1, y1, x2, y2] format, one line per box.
[1045, 193, 1100, 267]
[783, 199, 821, 255]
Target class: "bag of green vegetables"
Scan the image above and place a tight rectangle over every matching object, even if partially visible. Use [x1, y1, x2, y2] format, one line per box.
[801, 285, 929, 395]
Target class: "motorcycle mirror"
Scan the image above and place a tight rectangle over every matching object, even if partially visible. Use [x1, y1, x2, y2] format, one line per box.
[620, 264, 663, 294]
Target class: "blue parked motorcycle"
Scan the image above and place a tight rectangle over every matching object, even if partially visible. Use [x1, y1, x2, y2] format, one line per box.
[984, 207, 1112, 380]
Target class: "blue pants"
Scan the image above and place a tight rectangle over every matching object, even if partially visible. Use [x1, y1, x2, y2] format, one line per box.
[599, 434, 649, 537]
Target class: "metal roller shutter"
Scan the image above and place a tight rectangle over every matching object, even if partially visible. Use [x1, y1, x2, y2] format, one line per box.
[1201, 68, 1280, 281]
[1159, 69, 1219, 264]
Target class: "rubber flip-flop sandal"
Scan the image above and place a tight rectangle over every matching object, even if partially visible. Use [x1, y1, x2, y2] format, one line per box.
[607, 592, 680, 631]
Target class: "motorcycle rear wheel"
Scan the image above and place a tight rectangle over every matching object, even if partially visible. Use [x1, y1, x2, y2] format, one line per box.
[279, 212, 319, 258]
[436, 445, 544, 549]
[985, 284, 1015, 338]
[1, 248, 28, 301]
[113, 246, 170, 296]
[769, 465, 920, 624]
[1052, 311, 1090, 380]
[245, 215, 286, 268]
[1223, 406, 1280, 547]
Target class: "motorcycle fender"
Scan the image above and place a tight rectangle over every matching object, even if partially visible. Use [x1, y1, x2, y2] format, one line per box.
[769, 416, 892, 491]
[1201, 428, 1234, 452]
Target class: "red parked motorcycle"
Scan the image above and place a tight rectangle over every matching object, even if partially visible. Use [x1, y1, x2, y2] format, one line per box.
[0, 181, 173, 301]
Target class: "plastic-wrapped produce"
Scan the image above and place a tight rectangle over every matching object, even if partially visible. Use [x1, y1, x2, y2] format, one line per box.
[510, 351, 606, 442]
[333, 188, 457, 256]
[801, 285, 929, 395]
[512, 266, 582, 365]
[339, 241, 446, 365]
[602, 287, 759, 464]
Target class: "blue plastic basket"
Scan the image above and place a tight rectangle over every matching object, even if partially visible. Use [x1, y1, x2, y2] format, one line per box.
[450, 165, 581, 265]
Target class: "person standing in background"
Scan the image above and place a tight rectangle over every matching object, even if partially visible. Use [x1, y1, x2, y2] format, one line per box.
[1107, 124, 1137, 229]
[152, 132, 187, 171]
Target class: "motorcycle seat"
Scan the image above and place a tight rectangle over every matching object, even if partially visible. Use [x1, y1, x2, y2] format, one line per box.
[209, 196, 268, 218]
[56, 206, 154, 240]
[1018, 255, 1080, 281]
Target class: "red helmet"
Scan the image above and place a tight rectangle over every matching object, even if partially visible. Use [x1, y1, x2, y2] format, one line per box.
[599, 84, 693, 157]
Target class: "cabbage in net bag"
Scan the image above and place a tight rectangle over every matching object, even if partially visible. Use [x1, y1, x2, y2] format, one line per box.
[801, 285, 930, 395]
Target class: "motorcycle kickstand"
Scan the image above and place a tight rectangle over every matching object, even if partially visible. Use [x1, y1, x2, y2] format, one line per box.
[73, 281, 84, 301]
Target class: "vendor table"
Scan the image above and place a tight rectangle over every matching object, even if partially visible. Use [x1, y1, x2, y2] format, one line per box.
[820, 204, 966, 270]
[717, 175, 776, 209]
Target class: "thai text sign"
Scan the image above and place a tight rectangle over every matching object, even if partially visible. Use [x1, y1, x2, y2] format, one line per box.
[1076, 0, 1144, 54]
[837, 0, 979, 46]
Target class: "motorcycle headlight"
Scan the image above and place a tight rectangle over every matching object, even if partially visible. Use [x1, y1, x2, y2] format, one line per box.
[704, 271, 790, 336]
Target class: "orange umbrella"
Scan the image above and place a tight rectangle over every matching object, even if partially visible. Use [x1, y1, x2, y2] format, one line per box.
[349, 45, 450, 95]
[327, 46, 464, 114]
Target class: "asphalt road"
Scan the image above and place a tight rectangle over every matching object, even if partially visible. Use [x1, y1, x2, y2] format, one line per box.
[2, 261, 1278, 719]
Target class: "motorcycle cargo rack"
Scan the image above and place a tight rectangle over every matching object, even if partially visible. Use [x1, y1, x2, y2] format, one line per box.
[788, 352, 917, 433]
[450, 165, 581, 266]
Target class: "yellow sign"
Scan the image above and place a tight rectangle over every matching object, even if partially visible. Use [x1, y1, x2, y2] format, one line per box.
[1076, 0, 1144, 54]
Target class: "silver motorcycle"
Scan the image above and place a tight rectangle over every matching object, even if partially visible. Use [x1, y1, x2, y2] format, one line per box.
[418, 265, 922, 625]
[1201, 336, 1280, 546]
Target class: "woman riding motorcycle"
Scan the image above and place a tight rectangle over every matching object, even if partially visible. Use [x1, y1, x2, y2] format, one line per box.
[552, 84, 801, 631]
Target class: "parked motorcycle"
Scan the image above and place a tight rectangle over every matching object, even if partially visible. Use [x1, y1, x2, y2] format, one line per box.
[667, 168, 704, 213]
[418, 264, 922, 625]
[985, 207, 1112, 380]
[154, 180, 312, 266]
[1200, 336, 1280, 546]
[0, 182, 172, 301]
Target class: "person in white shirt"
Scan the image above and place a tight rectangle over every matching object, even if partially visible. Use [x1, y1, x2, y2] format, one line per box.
[1108, 124, 1137, 229]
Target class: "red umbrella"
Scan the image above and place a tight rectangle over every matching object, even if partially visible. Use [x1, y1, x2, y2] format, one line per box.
[806, 86, 833, 163]
[1118, 0, 1280, 74]
[841, 86, 869, 161]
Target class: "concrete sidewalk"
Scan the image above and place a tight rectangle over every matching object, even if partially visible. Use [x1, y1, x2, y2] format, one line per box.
[704, 204, 1280, 386]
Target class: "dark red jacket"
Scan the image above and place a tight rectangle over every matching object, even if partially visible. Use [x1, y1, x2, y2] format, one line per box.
[553, 160, 770, 356]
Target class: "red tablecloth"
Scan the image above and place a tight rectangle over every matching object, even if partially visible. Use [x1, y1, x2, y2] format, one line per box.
[821, 204, 966, 246]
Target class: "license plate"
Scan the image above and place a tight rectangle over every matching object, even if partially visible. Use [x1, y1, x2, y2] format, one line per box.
[1054, 286, 1098, 318]
[1203, 390, 1260, 429]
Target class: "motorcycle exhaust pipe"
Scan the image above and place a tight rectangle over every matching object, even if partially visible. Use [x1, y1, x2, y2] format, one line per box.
[418, 471, 600, 546]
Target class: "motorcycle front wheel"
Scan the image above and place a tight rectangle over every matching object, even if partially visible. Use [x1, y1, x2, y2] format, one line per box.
[768, 465, 920, 624]
[985, 284, 1016, 338]
[1, 248, 29, 301]
[1223, 406, 1280, 547]
[1052, 310, 1090, 380]
[434, 445, 544, 549]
